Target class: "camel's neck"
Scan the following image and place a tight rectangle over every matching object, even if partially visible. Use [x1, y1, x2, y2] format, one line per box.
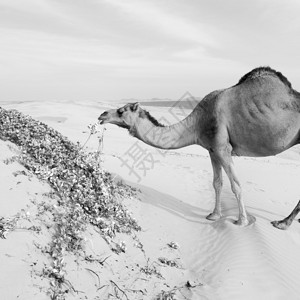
[130, 112, 197, 149]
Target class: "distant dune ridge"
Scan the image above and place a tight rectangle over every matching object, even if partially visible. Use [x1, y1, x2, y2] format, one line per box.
[119, 96, 202, 109]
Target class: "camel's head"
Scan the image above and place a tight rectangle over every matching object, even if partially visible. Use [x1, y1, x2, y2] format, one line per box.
[98, 102, 141, 130]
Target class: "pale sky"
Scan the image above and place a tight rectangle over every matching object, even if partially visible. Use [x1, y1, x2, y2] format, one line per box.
[0, 0, 300, 102]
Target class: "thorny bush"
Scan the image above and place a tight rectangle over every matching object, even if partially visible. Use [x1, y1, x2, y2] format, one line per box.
[0, 107, 140, 241]
[0, 107, 141, 298]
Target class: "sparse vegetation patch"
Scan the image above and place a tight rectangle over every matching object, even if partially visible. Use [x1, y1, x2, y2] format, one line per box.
[0, 107, 141, 299]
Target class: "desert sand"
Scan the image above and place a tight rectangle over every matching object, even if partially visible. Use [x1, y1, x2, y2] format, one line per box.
[1, 100, 300, 299]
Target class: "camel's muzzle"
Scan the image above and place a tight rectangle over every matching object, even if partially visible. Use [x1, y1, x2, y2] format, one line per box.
[98, 111, 109, 124]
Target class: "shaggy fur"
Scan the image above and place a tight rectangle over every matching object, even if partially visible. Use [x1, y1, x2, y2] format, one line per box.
[237, 66, 293, 89]
[139, 109, 165, 127]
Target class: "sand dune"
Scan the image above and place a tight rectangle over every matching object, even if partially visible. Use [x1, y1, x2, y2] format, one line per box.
[1, 100, 300, 299]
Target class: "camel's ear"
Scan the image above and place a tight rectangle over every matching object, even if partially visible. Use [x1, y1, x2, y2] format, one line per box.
[132, 102, 140, 112]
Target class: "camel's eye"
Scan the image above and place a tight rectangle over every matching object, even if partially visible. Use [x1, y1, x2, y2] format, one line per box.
[117, 109, 124, 116]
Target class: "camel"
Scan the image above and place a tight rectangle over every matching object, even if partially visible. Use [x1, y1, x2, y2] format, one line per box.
[98, 66, 300, 229]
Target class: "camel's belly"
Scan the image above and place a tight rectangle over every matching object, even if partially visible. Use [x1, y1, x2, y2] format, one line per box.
[229, 115, 300, 157]
[232, 143, 292, 157]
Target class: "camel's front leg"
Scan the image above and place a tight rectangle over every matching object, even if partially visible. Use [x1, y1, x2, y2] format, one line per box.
[218, 148, 256, 226]
[206, 153, 223, 221]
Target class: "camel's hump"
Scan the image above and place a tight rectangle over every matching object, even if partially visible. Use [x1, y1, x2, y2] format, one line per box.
[236, 66, 292, 89]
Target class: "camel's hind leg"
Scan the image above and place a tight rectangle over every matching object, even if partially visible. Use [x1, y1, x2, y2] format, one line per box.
[216, 145, 256, 226]
[271, 200, 300, 230]
[206, 152, 223, 221]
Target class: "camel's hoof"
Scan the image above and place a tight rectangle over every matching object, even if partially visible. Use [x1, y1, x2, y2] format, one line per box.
[234, 214, 256, 226]
[271, 220, 289, 230]
[206, 212, 222, 221]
